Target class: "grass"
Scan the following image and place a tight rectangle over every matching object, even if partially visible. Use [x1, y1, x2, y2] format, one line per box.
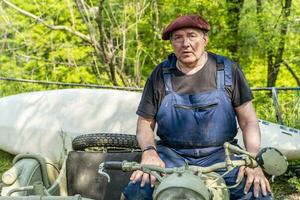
[272, 172, 300, 200]
[252, 90, 300, 129]
[0, 150, 14, 178]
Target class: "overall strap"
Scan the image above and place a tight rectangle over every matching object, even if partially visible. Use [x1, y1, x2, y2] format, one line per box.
[211, 53, 233, 89]
[162, 56, 177, 93]
[217, 69, 225, 89]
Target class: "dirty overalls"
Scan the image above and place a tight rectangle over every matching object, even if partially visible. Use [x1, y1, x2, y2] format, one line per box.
[123, 54, 272, 200]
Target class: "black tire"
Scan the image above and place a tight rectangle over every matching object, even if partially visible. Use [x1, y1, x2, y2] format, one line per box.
[72, 133, 140, 151]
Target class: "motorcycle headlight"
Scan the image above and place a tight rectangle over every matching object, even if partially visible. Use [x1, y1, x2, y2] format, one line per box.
[155, 188, 206, 200]
[153, 171, 210, 200]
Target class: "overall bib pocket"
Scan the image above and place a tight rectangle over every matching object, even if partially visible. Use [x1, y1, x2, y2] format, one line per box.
[174, 103, 218, 110]
[174, 102, 218, 124]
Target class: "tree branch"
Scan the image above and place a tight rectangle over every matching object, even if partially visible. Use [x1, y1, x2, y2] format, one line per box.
[74, 0, 103, 58]
[283, 61, 300, 86]
[74, 0, 98, 40]
[2, 0, 94, 45]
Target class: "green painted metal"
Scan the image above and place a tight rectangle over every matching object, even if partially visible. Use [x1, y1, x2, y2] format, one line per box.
[12, 154, 51, 189]
[0, 195, 92, 199]
[256, 147, 288, 176]
[153, 170, 211, 200]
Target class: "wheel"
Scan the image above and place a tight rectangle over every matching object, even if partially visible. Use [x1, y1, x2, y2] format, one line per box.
[72, 133, 140, 151]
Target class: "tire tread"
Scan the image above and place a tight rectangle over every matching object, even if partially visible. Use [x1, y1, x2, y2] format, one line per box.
[72, 133, 139, 151]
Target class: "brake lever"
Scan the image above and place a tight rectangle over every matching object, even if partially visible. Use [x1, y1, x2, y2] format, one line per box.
[98, 163, 111, 182]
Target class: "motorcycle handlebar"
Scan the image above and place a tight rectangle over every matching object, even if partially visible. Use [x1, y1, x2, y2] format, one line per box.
[102, 161, 123, 170]
[99, 142, 287, 180]
[100, 142, 259, 174]
[101, 158, 257, 175]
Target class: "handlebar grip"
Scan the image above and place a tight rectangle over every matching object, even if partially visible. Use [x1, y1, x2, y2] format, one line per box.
[103, 161, 123, 170]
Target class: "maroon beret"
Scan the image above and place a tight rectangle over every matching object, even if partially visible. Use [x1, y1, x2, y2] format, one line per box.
[162, 15, 210, 40]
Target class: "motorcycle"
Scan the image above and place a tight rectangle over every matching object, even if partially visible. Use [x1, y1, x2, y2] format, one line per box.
[99, 142, 288, 200]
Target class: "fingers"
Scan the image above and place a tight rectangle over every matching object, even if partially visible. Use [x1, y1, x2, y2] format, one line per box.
[141, 174, 157, 187]
[150, 175, 156, 187]
[236, 166, 245, 183]
[244, 167, 271, 198]
[266, 177, 271, 192]
[130, 170, 143, 183]
[129, 170, 155, 188]
[259, 178, 267, 197]
[141, 172, 150, 187]
[253, 176, 260, 198]
[244, 172, 254, 194]
[253, 176, 270, 197]
[129, 154, 165, 188]
[257, 176, 271, 197]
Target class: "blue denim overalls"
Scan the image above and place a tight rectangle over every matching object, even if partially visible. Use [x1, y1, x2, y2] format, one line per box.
[156, 53, 237, 150]
[123, 53, 271, 200]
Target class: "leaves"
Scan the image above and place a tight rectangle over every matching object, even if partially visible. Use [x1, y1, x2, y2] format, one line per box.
[0, 0, 299, 90]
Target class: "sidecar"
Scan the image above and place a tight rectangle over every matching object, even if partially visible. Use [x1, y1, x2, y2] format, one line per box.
[0, 134, 142, 200]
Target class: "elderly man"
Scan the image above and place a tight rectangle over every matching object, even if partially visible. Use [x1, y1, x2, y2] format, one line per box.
[122, 15, 271, 200]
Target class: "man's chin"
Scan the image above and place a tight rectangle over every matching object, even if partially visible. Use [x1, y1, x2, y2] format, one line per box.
[179, 58, 196, 65]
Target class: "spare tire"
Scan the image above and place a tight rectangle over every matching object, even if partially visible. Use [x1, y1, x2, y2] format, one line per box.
[72, 133, 140, 151]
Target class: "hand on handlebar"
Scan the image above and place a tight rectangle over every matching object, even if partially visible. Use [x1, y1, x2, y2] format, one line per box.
[130, 150, 165, 188]
[237, 166, 271, 198]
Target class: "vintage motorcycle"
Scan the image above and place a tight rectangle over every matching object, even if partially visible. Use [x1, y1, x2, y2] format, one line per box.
[0, 134, 288, 200]
[99, 142, 288, 200]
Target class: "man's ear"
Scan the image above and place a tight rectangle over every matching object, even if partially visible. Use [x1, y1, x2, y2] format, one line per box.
[203, 35, 209, 46]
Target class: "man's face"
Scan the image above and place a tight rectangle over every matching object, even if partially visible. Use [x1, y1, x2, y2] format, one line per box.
[170, 28, 208, 67]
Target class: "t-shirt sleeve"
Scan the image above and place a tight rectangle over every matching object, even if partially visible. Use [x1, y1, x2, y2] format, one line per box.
[137, 64, 165, 119]
[231, 63, 254, 107]
[136, 76, 157, 119]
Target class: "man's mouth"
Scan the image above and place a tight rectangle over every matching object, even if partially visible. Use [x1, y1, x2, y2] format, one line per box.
[182, 52, 193, 56]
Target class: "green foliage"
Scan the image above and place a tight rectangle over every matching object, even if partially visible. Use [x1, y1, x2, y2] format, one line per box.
[1, 0, 299, 88]
[288, 177, 300, 193]
[1, 0, 101, 89]
[252, 92, 277, 123]
[252, 89, 300, 129]
[272, 175, 300, 199]
[0, 150, 13, 178]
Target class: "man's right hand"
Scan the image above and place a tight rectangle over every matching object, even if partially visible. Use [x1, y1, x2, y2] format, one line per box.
[130, 149, 165, 187]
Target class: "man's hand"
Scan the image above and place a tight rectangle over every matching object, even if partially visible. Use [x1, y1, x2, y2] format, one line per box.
[236, 166, 271, 198]
[130, 149, 165, 188]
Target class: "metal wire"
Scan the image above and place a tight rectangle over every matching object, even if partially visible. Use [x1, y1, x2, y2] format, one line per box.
[0, 76, 143, 92]
[1, 76, 299, 92]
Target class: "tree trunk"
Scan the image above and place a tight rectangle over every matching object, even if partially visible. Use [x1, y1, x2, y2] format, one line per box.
[257, 0, 292, 87]
[226, 0, 244, 60]
[96, 0, 118, 86]
[268, 0, 292, 87]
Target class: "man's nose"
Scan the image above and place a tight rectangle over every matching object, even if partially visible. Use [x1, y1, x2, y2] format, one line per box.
[182, 37, 190, 47]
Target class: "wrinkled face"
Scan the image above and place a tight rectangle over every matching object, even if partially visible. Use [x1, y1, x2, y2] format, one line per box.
[170, 28, 208, 67]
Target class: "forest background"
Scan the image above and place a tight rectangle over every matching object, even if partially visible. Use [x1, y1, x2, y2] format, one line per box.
[0, 0, 300, 198]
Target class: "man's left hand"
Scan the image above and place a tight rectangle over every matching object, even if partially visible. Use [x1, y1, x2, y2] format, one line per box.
[236, 166, 271, 198]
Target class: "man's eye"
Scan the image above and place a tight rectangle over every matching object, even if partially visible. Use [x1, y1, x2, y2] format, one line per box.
[173, 36, 182, 40]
